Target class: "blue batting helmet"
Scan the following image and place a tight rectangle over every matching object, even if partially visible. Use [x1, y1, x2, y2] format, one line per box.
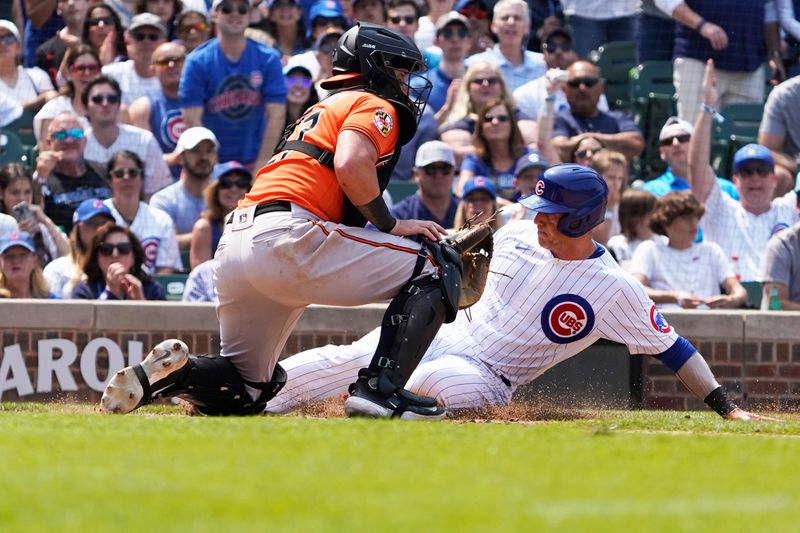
[519, 164, 608, 237]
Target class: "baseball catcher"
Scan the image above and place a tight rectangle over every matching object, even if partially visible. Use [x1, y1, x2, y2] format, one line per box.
[102, 23, 491, 420]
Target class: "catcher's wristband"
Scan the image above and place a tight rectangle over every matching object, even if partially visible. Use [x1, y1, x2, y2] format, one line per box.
[357, 194, 397, 233]
[703, 386, 737, 417]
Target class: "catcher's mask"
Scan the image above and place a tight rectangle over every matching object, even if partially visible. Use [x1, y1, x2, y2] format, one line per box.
[519, 164, 608, 238]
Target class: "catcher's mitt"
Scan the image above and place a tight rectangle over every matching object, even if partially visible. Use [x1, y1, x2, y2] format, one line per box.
[444, 222, 494, 309]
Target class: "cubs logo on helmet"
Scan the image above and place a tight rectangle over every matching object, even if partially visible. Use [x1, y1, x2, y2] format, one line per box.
[649, 304, 672, 334]
[535, 179, 545, 195]
[541, 294, 595, 344]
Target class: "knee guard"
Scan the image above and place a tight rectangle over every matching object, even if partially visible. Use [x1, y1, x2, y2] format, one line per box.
[154, 356, 287, 416]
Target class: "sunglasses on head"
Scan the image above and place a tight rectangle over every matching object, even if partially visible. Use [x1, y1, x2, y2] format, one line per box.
[220, 3, 249, 15]
[178, 21, 208, 34]
[389, 15, 416, 25]
[87, 16, 114, 27]
[90, 93, 120, 105]
[440, 27, 468, 39]
[72, 63, 100, 75]
[153, 55, 185, 67]
[459, 7, 487, 19]
[97, 242, 133, 256]
[575, 147, 599, 159]
[566, 77, 600, 89]
[111, 167, 143, 179]
[422, 164, 453, 176]
[219, 176, 251, 189]
[286, 76, 312, 88]
[51, 128, 85, 141]
[738, 165, 772, 177]
[659, 133, 691, 146]
[483, 113, 510, 123]
[132, 32, 162, 42]
[543, 41, 573, 53]
[0, 34, 18, 45]
[470, 76, 499, 87]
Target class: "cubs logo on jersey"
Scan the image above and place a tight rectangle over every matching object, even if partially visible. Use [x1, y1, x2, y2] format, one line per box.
[140, 236, 161, 270]
[649, 304, 671, 334]
[541, 294, 595, 344]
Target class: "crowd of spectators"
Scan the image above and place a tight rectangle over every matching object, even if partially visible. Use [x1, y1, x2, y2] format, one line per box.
[1, 0, 799, 309]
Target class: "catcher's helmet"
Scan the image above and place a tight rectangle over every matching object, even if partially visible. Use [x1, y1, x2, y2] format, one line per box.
[320, 22, 431, 145]
[519, 164, 608, 237]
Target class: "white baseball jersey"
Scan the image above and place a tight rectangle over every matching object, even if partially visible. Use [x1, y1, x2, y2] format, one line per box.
[102, 61, 161, 106]
[701, 183, 798, 282]
[630, 239, 734, 309]
[43, 255, 79, 299]
[84, 124, 172, 196]
[104, 200, 183, 272]
[267, 220, 695, 412]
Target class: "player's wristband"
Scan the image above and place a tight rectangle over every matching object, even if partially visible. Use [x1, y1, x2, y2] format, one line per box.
[357, 194, 397, 233]
[703, 386, 738, 417]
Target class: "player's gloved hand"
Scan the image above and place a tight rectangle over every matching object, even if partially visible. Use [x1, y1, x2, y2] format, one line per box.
[390, 218, 447, 241]
[724, 408, 782, 422]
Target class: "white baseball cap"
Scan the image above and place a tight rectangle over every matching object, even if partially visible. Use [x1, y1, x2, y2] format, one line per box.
[659, 116, 694, 141]
[0, 20, 20, 41]
[415, 141, 456, 168]
[175, 127, 219, 153]
[211, 0, 256, 10]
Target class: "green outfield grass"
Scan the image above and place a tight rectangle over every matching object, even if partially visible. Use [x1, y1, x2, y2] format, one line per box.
[1, 403, 798, 532]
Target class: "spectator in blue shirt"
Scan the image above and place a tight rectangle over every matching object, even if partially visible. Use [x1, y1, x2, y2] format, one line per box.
[180, 0, 287, 171]
[551, 60, 645, 163]
[423, 12, 470, 118]
[643, 116, 739, 199]
[390, 141, 460, 229]
[465, 0, 547, 91]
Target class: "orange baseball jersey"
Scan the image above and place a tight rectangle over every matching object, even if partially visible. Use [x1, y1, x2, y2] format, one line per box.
[242, 90, 400, 223]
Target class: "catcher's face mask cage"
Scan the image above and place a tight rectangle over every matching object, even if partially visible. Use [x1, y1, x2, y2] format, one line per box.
[365, 48, 432, 128]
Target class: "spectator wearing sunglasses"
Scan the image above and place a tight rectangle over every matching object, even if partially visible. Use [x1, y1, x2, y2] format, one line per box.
[189, 161, 252, 269]
[180, 0, 287, 171]
[389, 141, 459, 229]
[688, 61, 799, 283]
[454, 0, 492, 55]
[385, 0, 418, 39]
[80, 3, 127, 65]
[415, 0, 454, 53]
[128, 41, 187, 178]
[306, 0, 349, 41]
[643, 116, 738, 200]
[423, 12, 469, 116]
[38, 112, 111, 232]
[71, 222, 166, 299]
[464, 0, 546, 92]
[174, 9, 212, 53]
[282, 62, 319, 131]
[0, 20, 58, 112]
[33, 45, 99, 143]
[101, 13, 167, 106]
[103, 150, 182, 273]
[82, 76, 173, 197]
[151, 127, 220, 248]
[551, 60, 644, 164]
[34, 0, 91, 87]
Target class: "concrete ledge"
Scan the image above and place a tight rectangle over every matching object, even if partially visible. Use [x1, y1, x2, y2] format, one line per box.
[92, 301, 221, 331]
[0, 300, 95, 329]
[744, 312, 800, 341]
[662, 310, 746, 339]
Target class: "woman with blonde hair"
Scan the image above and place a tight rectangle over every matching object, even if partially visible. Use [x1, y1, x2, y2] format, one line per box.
[0, 232, 53, 299]
[439, 62, 534, 163]
[456, 98, 529, 200]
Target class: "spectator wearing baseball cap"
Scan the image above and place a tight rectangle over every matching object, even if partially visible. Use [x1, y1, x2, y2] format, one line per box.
[102, 13, 167, 107]
[501, 151, 550, 223]
[389, 141, 460, 229]
[454, 0, 493, 55]
[688, 65, 800, 282]
[44, 198, 115, 299]
[0, 19, 58, 111]
[423, 12, 470, 116]
[642, 116, 738, 200]
[151, 127, 220, 248]
[454, 175, 502, 231]
[306, 0, 348, 41]
[189, 161, 253, 269]
[283, 61, 320, 132]
[0, 231, 54, 299]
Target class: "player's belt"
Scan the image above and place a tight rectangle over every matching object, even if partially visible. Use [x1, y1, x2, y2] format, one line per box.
[226, 201, 291, 224]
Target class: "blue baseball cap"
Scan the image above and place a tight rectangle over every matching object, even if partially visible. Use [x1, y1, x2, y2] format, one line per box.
[733, 143, 774, 174]
[462, 176, 496, 200]
[454, 0, 488, 13]
[72, 198, 114, 225]
[514, 150, 550, 177]
[0, 231, 36, 255]
[212, 161, 253, 182]
[308, 0, 345, 23]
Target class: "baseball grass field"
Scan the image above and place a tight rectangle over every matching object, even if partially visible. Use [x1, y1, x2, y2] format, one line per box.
[1, 402, 798, 532]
